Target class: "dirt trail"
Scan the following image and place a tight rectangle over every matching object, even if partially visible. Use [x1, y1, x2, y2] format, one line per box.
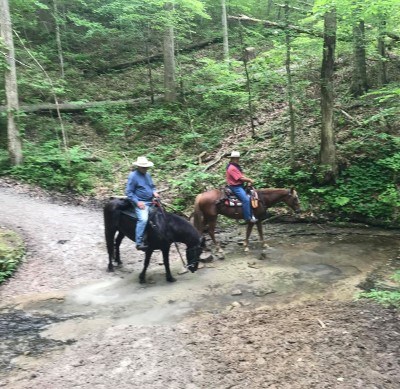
[1, 181, 400, 389]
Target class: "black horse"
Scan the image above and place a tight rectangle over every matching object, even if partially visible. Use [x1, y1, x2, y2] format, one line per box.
[104, 198, 204, 283]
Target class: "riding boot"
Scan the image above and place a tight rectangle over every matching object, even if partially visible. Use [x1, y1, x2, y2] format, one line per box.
[136, 232, 149, 251]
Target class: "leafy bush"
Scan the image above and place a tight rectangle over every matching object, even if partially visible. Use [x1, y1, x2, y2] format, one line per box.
[170, 163, 218, 208]
[311, 162, 399, 222]
[186, 59, 249, 117]
[358, 289, 400, 308]
[0, 230, 25, 284]
[8, 141, 98, 193]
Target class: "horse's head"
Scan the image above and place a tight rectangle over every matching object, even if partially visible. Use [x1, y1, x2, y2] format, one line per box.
[185, 237, 205, 273]
[286, 188, 301, 213]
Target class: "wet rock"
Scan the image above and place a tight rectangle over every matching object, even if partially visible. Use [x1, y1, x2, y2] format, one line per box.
[200, 254, 214, 263]
[253, 288, 276, 297]
[259, 252, 267, 260]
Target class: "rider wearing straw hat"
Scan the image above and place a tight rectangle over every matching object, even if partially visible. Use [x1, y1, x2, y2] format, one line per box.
[226, 151, 257, 223]
[126, 156, 159, 250]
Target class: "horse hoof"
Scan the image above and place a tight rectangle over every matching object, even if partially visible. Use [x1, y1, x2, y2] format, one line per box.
[244, 247, 249, 252]
[167, 277, 177, 283]
[139, 276, 146, 284]
[108, 266, 114, 272]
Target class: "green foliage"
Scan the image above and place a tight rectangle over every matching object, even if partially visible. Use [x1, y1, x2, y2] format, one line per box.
[257, 162, 313, 194]
[362, 84, 400, 127]
[186, 59, 249, 118]
[7, 141, 108, 194]
[358, 289, 400, 308]
[392, 271, 400, 283]
[311, 162, 399, 221]
[170, 163, 218, 207]
[0, 230, 25, 284]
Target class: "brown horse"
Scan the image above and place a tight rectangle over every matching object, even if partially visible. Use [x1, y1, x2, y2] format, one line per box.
[193, 188, 301, 252]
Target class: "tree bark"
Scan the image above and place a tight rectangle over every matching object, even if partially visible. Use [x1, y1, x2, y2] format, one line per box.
[377, 19, 388, 86]
[350, 19, 368, 96]
[163, 2, 176, 102]
[53, 0, 65, 78]
[221, 0, 229, 61]
[284, 1, 296, 167]
[0, 0, 23, 165]
[319, 8, 337, 183]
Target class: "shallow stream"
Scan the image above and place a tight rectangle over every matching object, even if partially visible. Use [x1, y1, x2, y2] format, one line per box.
[1, 222, 399, 374]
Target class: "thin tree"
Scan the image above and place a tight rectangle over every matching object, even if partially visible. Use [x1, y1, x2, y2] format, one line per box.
[350, 6, 368, 97]
[284, 1, 296, 167]
[53, 0, 65, 78]
[238, 22, 255, 137]
[377, 19, 388, 86]
[319, 7, 338, 182]
[163, 1, 177, 102]
[0, 0, 23, 165]
[221, 0, 229, 61]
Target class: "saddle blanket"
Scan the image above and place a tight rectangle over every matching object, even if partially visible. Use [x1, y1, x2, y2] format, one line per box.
[225, 199, 243, 207]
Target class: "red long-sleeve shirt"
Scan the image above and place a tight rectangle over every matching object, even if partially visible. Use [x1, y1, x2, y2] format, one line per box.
[226, 163, 244, 186]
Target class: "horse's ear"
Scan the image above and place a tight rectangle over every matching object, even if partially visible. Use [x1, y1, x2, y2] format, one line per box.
[290, 187, 295, 194]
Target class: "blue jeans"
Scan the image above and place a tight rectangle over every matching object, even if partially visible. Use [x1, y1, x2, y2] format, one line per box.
[229, 185, 252, 221]
[135, 201, 153, 245]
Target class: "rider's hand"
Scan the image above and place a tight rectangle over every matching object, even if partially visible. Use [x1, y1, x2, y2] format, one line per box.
[137, 201, 146, 210]
[153, 192, 160, 198]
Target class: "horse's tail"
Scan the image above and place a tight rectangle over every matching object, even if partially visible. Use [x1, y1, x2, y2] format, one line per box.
[193, 194, 204, 233]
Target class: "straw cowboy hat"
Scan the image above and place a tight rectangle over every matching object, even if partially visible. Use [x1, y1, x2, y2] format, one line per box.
[229, 151, 240, 158]
[132, 156, 154, 167]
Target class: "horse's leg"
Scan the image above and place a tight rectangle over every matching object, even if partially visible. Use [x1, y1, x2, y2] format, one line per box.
[162, 246, 176, 283]
[243, 222, 254, 252]
[208, 217, 224, 255]
[139, 249, 153, 284]
[114, 232, 124, 267]
[255, 221, 268, 248]
[106, 227, 117, 272]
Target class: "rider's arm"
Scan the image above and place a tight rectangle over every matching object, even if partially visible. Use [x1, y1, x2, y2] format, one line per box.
[125, 173, 139, 205]
[240, 175, 254, 185]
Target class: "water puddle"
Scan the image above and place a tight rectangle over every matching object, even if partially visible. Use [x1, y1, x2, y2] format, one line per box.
[1, 223, 399, 374]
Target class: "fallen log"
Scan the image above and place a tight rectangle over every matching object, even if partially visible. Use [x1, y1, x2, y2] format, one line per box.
[0, 95, 163, 114]
[228, 14, 323, 39]
[94, 37, 223, 74]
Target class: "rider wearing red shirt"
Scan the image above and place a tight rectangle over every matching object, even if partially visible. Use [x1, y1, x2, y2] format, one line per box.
[226, 151, 257, 223]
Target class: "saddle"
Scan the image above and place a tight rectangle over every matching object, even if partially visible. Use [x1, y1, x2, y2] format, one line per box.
[119, 198, 160, 220]
[221, 186, 259, 209]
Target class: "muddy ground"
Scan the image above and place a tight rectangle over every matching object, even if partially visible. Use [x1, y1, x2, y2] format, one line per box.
[0, 179, 400, 389]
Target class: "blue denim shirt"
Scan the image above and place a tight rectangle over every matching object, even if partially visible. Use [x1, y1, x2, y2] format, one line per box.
[125, 170, 156, 206]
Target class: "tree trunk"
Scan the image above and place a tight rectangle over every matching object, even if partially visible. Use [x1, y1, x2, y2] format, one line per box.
[266, 0, 274, 17]
[377, 19, 388, 86]
[284, 1, 296, 167]
[0, 0, 23, 165]
[53, 0, 65, 78]
[221, 0, 229, 61]
[319, 8, 337, 183]
[145, 25, 155, 104]
[163, 2, 176, 102]
[350, 19, 368, 96]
